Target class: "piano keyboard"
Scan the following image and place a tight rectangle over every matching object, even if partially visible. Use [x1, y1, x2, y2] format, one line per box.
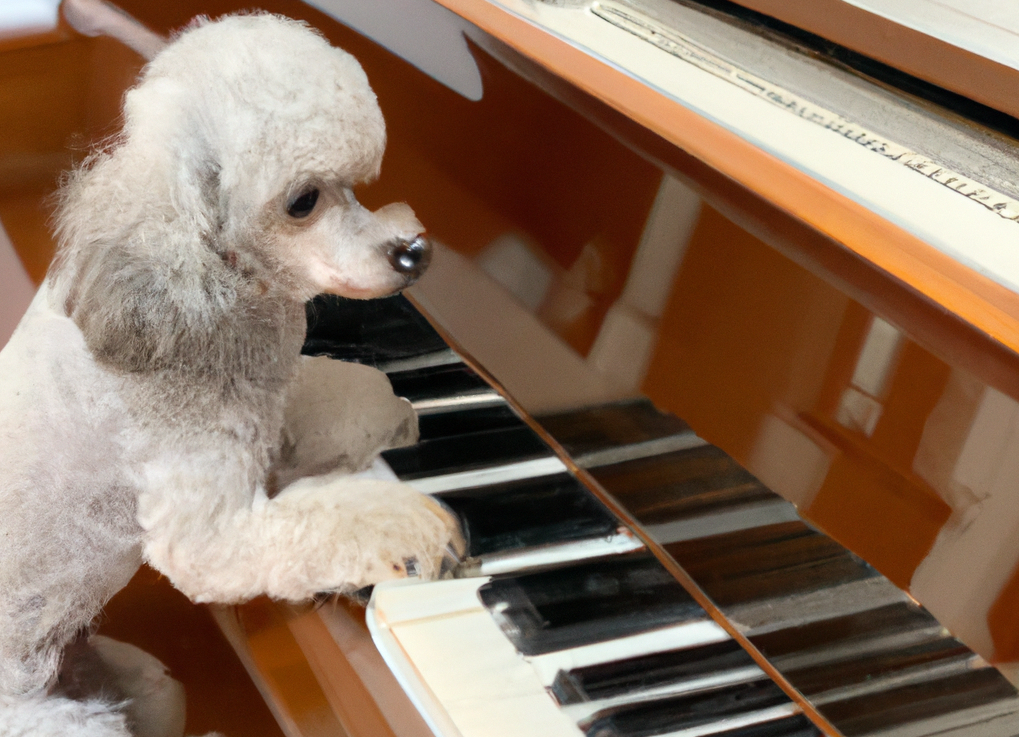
[303, 294, 1019, 737]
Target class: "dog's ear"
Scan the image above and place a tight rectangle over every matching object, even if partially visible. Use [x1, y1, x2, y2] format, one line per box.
[53, 141, 299, 380]
[64, 240, 216, 374]
[52, 141, 233, 374]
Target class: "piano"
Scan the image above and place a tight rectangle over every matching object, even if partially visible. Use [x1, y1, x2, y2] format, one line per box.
[214, 290, 1015, 737]
[5, 0, 1019, 735]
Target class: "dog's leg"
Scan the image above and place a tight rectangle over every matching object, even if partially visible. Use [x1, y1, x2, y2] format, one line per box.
[139, 464, 463, 603]
[272, 356, 418, 490]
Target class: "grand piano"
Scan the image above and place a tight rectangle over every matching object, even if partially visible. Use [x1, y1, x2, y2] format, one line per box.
[4, 0, 1019, 735]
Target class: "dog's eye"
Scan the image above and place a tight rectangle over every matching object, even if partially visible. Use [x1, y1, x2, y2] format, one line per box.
[287, 188, 319, 218]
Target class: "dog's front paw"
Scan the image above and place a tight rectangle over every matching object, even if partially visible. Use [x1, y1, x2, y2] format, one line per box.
[250, 476, 465, 599]
[359, 491, 465, 585]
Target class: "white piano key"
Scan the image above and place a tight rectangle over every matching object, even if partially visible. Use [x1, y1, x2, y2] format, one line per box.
[378, 348, 463, 374]
[412, 391, 507, 415]
[368, 601, 469, 737]
[648, 703, 801, 737]
[560, 664, 766, 723]
[733, 576, 912, 636]
[468, 531, 646, 576]
[575, 431, 707, 469]
[527, 620, 732, 686]
[370, 579, 583, 737]
[643, 498, 804, 545]
[408, 456, 568, 494]
[371, 577, 488, 625]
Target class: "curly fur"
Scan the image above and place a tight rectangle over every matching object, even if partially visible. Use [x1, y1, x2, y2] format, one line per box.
[0, 13, 460, 736]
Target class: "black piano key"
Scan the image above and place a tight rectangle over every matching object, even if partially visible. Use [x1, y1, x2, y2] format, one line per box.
[537, 399, 693, 458]
[790, 639, 973, 697]
[478, 554, 704, 656]
[751, 603, 969, 698]
[581, 679, 792, 737]
[302, 293, 447, 364]
[820, 668, 1018, 736]
[590, 445, 777, 526]
[710, 715, 820, 737]
[663, 521, 879, 607]
[553, 639, 756, 704]
[386, 362, 492, 404]
[382, 424, 552, 480]
[586, 713, 819, 737]
[440, 473, 620, 557]
[416, 404, 523, 441]
[750, 602, 941, 662]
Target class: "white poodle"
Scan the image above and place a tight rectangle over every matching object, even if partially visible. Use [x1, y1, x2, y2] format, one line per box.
[0, 5, 462, 735]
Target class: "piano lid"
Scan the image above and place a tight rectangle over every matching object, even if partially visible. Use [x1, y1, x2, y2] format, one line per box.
[425, 0, 1019, 358]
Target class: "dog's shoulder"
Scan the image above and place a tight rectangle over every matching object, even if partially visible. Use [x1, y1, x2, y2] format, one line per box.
[0, 283, 124, 430]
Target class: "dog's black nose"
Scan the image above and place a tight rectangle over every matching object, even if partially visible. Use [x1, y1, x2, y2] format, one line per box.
[388, 236, 431, 281]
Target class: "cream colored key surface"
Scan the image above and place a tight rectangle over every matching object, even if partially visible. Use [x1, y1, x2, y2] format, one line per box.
[369, 578, 583, 737]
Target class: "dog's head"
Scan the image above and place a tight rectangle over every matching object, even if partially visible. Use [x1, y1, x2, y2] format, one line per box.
[53, 14, 431, 375]
[64, 14, 430, 305]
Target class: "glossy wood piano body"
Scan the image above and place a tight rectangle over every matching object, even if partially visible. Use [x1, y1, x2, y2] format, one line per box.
[6, 1, 1019, 735]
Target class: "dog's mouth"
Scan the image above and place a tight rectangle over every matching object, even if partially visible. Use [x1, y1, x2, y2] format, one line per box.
[316, 270, 420, 301]
[328, 283, 398, 300]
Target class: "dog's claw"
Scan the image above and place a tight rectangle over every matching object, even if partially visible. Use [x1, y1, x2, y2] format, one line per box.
[439, 543, 466, 579]
[403, 556, 421, 577]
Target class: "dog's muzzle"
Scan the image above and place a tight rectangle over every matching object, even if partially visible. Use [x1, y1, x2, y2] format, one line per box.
[388, 235, 432, 283]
